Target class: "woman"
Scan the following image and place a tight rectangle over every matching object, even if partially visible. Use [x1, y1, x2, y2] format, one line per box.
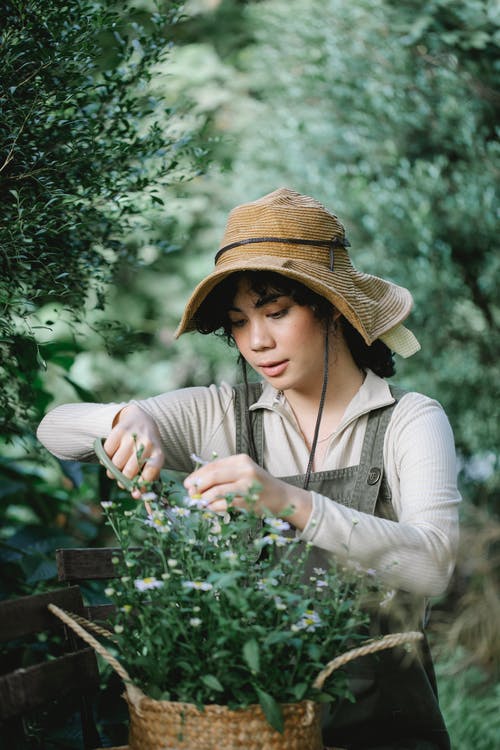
[37, 188, 460, 749]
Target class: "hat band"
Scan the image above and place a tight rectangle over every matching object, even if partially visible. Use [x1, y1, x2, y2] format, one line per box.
[215, 235, 350, 271]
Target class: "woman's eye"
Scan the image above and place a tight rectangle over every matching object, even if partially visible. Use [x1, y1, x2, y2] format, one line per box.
[268, 308, 288, 319]
[230, 319, 246, 329]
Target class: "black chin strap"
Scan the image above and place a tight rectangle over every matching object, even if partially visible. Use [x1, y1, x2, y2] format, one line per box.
[240, 356, 259, 463]
[303, 328, 329, 490]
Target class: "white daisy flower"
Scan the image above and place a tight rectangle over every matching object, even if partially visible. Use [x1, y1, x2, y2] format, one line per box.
[264, 517, 291, 532]
[141, 491, 158, 502]
[259, 533, 291, 547]
[134, 577, 163, 592]
[170, 506, 191, 517]
[292, 609, 323, 633]
[182, 580, 213, 592]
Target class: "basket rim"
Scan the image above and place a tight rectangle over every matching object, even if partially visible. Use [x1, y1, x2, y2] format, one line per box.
[126, 694, 316, 711]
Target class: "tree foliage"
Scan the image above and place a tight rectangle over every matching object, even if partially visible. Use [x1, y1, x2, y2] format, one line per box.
[0, 0, 197, 434]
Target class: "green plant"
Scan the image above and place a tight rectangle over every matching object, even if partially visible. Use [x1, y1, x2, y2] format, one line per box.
[0, 445, 107, 597]
[435, 646, 500, 750]
[98, 453, 382, 733]
[0, 0, 201, 435]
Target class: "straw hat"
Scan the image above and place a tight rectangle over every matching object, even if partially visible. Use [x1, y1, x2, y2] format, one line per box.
[175, 188, 420, 358]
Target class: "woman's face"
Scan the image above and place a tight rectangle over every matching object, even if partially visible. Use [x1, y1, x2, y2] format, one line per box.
[228, 279, 327, 396]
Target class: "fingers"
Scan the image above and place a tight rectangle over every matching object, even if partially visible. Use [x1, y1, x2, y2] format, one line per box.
[204, 498, 229, 513]
[197, 482, 247, 509]
[204, 493, 251, 513]
[135, 452, 164, 483]
[109, 438, 144, 473]
[103, 429, 122, 456]
[188, 453, 257, 485]
[184, 454, 260, 510]
[100, 405, 165, 494]
[101, 433, 143, 481]
[120, 453, 160, 485]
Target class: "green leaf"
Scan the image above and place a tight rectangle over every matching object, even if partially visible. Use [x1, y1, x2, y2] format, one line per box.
[243, 638, 260, 674]
[290, 682, 308, 701]
[264, 631, 294, 646]
[21, 555, 58, 584]
[201, 674, 224, 692]
[255, 687, 284, 733]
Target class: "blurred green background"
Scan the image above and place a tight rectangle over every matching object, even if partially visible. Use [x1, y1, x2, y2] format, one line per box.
[1, 1, 498, 747]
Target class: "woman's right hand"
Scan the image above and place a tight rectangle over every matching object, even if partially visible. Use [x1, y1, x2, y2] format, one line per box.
[103, 403, 165, 497]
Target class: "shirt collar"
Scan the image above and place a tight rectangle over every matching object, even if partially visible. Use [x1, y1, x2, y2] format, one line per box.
[249, 369, 395, 429]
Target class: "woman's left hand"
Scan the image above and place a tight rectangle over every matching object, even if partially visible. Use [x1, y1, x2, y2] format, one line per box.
[183, 454, 312, 529]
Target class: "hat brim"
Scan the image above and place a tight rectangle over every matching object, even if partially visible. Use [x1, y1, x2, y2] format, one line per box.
[175, 254, 418, 357]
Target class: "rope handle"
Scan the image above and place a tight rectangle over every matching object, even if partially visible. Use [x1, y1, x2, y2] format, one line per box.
[62, 608, 119, 643]
[313, 630, 423, 690]
[49, 603, 423, 696]
[48, 604, 133, 684]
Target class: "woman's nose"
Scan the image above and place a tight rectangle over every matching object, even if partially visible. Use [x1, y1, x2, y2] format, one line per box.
[249, 320, 274, 350]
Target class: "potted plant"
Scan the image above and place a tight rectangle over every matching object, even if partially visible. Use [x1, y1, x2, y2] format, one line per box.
[49, 441, 421, 750]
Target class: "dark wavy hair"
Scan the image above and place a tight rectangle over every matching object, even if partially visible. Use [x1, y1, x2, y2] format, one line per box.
[194, 271, 395, 378]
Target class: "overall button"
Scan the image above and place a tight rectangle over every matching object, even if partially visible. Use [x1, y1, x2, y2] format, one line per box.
[367, 467, 381, 485]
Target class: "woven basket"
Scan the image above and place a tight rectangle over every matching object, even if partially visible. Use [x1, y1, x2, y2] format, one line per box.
[49, 604, 422, 750]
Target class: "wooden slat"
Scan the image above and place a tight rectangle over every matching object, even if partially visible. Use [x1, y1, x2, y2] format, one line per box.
[0, 587, 104, 747]
[84, 603, 116, 622]
[0, 649, 100, 720]
[0, 586, 84, 642]
[56, 546, 154, 582]
[56, 548, 124, 581]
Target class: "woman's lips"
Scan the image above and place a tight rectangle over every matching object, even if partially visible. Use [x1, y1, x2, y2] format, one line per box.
[259, 360, 288, 377]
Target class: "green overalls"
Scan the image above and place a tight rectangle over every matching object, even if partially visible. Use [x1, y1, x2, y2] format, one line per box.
[234, 382, 451, 750]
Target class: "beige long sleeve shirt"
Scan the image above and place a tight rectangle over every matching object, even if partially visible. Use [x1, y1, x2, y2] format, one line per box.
[37, 370, 460, 597]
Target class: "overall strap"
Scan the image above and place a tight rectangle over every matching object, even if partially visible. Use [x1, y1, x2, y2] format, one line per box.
[349, 385, 407, 516]
[233, 382, 264, 464]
